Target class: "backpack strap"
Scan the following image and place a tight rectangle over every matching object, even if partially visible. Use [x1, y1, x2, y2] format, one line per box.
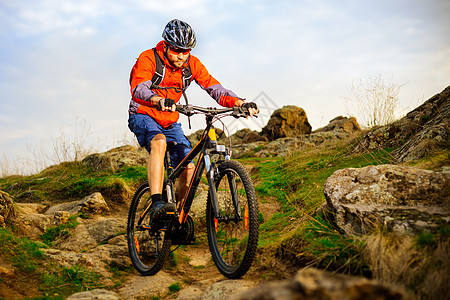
[151, 48, 192, 92]
[182, 60, 192, 91]
[151, 48, 165, 88]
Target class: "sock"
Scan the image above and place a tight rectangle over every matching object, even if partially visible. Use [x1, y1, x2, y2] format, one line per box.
[151, 194, 163, 206]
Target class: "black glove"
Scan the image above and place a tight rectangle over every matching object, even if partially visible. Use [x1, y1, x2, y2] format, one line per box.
[158, 98, 176, 111]
[242, 102, 259, 112]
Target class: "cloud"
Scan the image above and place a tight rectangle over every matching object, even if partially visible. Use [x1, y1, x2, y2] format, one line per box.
[0, 0, 449, 173]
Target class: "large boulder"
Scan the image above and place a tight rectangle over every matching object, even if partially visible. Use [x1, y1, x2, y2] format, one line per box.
[313, 116, 362, 133]
[235, 268, 409, 300]
[353, 85, 450, 162]
[231, 128, 268, 145]
[82, 145, 148, 171]
[324, 164, 450, 235]
[261, 105, 312, 141]
[0, 190, 16, 227]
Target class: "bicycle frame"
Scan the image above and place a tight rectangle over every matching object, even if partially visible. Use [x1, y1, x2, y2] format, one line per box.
[128, 104, 258, 278]
[166, 113, 233, 225]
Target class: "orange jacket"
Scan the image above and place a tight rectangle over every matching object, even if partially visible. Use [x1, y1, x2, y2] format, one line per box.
[129, 41, 243, 128]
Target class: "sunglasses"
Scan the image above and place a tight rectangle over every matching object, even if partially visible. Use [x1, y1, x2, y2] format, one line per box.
[167, 45, 190, 55]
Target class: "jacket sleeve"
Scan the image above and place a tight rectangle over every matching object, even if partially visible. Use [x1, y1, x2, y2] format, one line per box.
[190, 56, 243, 107]
[129, 51, 158, 106]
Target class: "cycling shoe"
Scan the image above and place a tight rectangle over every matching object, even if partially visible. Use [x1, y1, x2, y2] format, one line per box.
[149, 201, 176, 227]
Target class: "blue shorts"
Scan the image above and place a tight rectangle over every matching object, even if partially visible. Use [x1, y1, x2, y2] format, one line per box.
[128, 114, 192, 168]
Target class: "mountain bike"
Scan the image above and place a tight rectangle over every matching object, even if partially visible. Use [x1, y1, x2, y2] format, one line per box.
[127, 104, 259, 279]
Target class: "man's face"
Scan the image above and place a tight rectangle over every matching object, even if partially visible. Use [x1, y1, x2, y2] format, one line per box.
[165, 44, 190, 68]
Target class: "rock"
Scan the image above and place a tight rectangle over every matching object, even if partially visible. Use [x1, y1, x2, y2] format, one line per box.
[45, 192, 109, 216]
[231, 128, 267, 145]
[58, 218, 126, 251]
[242, 131, 267, 143]
[313, 116, 362, 133]
[261, 105, 312, 141]
[82, 145, 148, 172]
[88, 235, 131, 270]
[0, 190, 16, 226]
[43, 235, 131, 287]
[232, 131, 355, 159]
[0, 264, 15, 278]
[16, 213, 53, 239]
[231, 128, 252, 144]
[324, 164, 450, 235]
[15, 203, 47, 214]
[56, 220, 97, 251]
[234, 268, 409, 300]
[200, 280, 256, 300]
[53, 211, 70, 226]
[0, 190, 17, 227]
[66, 289, 122, 300]
[118, 271, 178, 299]
[13, 202, 53, 238]
[177, 286, 204, 300]
[353, 85, 450, 162]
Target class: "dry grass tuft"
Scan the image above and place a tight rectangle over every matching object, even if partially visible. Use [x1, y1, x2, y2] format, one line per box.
[364, 232, 450, 300]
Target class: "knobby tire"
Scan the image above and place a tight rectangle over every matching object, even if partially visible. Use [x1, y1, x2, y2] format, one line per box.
[206, 160, 259, 279]
[127, 181, 171, 275]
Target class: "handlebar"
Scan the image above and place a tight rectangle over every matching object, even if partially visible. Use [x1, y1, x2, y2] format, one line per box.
[175, 104, 252, 119]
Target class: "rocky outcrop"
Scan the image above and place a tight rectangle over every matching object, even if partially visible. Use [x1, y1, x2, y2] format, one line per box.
[261, 105, 312, 141]
[234, 268, 409, 300]
[353, 85, 450, 162]
[44, 192, 109, 216]
[82, 145, 148, 171]
[229, 113, 362, 158]
[55, 217, 126, 251]
[0, 190, 16, 227]
[44, 233, 130, 286]
[232, 131, 358, 159]
[324, 164, 450, 235]
[230, 128, 267, 144]
[313, 116, 362, 133]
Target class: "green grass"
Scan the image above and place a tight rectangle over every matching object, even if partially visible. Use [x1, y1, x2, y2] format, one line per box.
[0, 227, 104, 299]
[0, 163, 147, 203]
[251, 143, 394, 275]
[40, 215, 79, 246]
[168, 282, 182, 293]
[40, 264, 104, 299]
[0, 227, 46, 272]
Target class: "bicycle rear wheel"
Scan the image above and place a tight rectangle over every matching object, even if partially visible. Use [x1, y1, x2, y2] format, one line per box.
[206, 160, 259, 279]
[127, 181, 171, 275]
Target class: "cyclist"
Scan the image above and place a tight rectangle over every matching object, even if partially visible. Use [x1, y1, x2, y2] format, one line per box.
[128, 19, 258, 226]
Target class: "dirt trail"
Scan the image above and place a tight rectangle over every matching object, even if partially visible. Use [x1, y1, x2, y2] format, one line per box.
[116, 190, 280, 299]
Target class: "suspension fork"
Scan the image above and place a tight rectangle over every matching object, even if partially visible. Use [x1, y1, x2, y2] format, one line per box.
[204, 150, 221, 219]
[227, 171, 242, 220]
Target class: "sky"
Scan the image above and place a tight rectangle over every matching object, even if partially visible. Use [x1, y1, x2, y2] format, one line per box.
[1, 0, 449, 174]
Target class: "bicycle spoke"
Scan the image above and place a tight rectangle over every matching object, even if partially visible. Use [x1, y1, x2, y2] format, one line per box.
[127, 182, 171, 275]
[206, 160, 259, 279]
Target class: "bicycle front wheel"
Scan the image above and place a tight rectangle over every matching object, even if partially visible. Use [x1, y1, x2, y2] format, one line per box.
[127, 181, 171, 275]
[206, 160, 259, 279]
